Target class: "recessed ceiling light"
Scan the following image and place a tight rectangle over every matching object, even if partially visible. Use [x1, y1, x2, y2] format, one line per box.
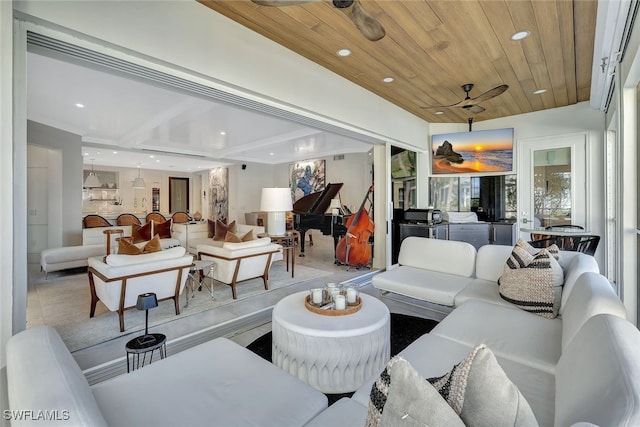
[75, 103, 85, 108]
[270, 152, 274, 156]
[156, 159, 160, 163]
[149, 155, 155, 158]
[383, 77, 394, 83]
[336, 48, 351, 57]
[533, 89, 547, 94]
[83, 152, 89, 156]
[511, 30, 530, 41]
[220, 131, 226, 135]
[435, 111, 444, 115]
[112, 151, 118, 154]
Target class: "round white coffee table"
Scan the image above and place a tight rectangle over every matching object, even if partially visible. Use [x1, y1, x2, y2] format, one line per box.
[271, 291, 390, 393]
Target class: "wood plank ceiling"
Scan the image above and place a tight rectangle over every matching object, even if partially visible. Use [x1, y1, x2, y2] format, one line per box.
[199, 0, 597, 124]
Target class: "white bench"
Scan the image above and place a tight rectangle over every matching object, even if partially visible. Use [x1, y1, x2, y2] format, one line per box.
[40, 244, 105, 278]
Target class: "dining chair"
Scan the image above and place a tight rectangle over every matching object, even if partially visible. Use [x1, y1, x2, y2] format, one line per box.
[116, 213, 142, 226]
[83, 214, 111, 228]
[146, 212, 166, 224]
[171, 212, 191, 223]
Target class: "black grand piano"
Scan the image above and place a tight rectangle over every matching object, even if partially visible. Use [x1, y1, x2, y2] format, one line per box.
[293, 183, 351, 257]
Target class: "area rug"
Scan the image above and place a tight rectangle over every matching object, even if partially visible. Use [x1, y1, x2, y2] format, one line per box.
[33, 264, 331, 352]
[246, 313, 438, 404]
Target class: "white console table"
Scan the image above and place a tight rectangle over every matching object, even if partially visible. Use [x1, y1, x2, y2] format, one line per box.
[271, 291, 390, 394]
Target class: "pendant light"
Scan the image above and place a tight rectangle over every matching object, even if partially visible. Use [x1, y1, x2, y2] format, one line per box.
[83, 159, 101, 188]
[132, 164, 146, 189]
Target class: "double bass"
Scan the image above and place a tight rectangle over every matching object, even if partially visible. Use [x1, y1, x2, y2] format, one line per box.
[336, 185, 374, 267]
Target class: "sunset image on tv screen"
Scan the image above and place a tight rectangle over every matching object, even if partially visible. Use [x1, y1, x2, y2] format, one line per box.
[431, 128, 514, 175]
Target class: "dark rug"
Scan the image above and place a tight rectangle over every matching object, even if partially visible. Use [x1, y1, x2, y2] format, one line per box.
[246, 312, 438, 404]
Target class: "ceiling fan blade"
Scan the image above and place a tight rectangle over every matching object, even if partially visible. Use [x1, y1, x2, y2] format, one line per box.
[251, 0, 318, 6]
[465, 104, 486, 114]
[469, 84, 509, 104]
[336, 0, 386, 41]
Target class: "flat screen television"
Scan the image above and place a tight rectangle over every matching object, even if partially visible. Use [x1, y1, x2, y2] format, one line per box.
[431, 128, 514, 175]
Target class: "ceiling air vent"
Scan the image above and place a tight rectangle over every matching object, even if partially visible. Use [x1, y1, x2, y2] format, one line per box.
[333, 155, 345, 161]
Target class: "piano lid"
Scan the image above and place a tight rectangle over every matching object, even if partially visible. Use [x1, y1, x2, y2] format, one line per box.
[293, 183, 343, 215]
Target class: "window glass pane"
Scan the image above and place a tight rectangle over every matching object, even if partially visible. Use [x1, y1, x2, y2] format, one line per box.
[504, 175, 517, 219]
[430, 177, 460, 211]
[533, 148, 572, 227]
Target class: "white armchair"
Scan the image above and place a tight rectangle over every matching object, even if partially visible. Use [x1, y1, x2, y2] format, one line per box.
[197, 237, 282, 299]
[87, 247, 194, 332]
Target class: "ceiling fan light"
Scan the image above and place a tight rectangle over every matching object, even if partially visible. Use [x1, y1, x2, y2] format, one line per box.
[511, 30, 530, 41]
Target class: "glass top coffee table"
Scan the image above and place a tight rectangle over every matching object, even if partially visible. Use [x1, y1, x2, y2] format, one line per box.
[271, 290, 390, 394]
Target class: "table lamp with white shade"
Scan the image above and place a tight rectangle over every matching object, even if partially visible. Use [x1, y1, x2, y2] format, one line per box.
[260, 188, 293, 236]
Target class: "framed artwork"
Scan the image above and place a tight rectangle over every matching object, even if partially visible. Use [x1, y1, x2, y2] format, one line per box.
[431, 128, 514, 175]
[208, 167, 229, 222]
[289, 159, 326, 201]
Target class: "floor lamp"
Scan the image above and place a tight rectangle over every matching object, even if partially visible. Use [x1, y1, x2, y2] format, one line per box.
[260, 188, 293, 236]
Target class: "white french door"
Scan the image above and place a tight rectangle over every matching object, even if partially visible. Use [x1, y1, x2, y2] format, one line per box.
[517, 133, 588, 241]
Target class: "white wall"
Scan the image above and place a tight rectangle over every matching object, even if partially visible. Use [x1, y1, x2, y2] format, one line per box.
[1, 0, 14, 372]
[232, 162, 275, 224]
[27, 121, 83, 245]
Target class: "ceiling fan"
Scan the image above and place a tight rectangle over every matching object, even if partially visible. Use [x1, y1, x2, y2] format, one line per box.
[422, 83, 509, 114]
[251, 0, 386, 41]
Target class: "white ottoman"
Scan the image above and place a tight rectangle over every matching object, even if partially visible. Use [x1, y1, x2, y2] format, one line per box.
[272, 291, 390, 394]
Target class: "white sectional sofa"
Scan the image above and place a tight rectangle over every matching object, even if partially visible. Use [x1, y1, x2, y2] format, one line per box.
[7, 327, 328, 427]
[372, 237, 600, 319]
[307, 239, 640, 427]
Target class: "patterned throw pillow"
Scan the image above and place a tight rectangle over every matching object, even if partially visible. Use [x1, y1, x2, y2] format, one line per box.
[132, 222, 153, 243]
[153, 219, 172, 239]
[499, 241, 564, 319]
[365, 356, 464, 427]
[142, 234, 163, 253]
[517, 238, 562, 263]
[427, 344, 539, 427]
[117, 238, 142, 255]
[214, 220, 236, 241]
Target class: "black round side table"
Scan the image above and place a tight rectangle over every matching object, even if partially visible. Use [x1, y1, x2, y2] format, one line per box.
[125, 333, 167, 372]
